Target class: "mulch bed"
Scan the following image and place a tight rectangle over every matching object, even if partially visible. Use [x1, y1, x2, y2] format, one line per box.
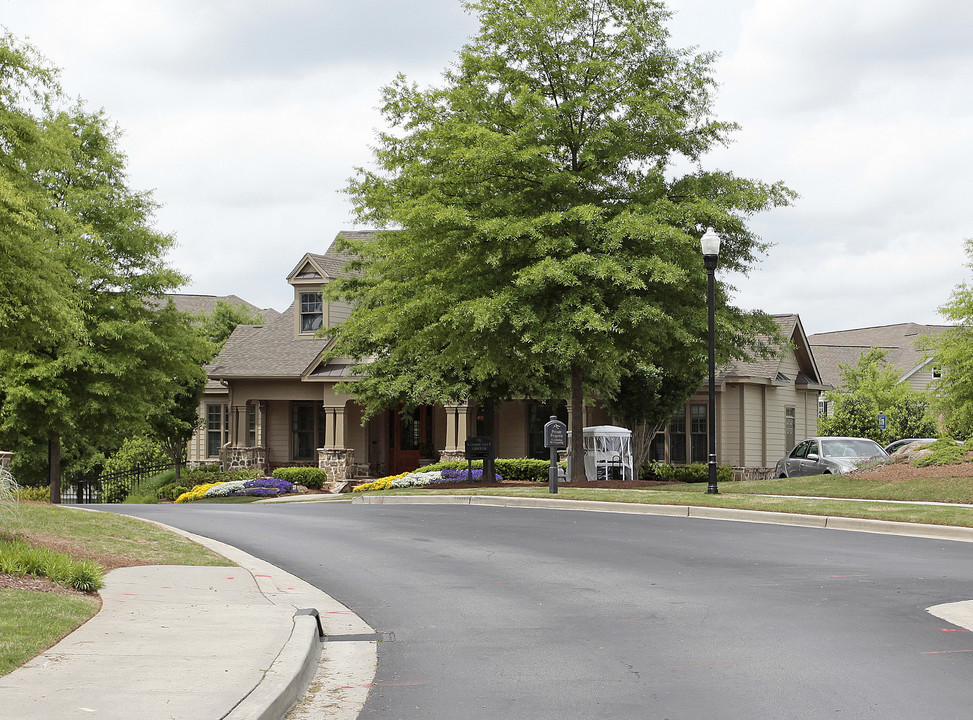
[0, 572, 89, 596]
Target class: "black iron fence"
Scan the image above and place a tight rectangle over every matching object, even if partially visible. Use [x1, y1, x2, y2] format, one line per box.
[63, 462, 176, 504]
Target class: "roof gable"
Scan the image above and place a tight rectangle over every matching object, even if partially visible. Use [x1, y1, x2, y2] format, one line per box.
[720, 314, 826, 389]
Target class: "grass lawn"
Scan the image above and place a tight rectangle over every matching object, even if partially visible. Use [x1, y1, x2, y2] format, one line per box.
[0, 590, 100, 676]
[356, 470, 973, 528]
[0, 502, 231, 677]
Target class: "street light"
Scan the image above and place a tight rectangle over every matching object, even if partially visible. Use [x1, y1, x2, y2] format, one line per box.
[701, 227, 721, 495]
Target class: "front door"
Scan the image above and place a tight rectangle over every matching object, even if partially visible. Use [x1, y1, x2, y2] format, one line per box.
[389, 406, 423, 475]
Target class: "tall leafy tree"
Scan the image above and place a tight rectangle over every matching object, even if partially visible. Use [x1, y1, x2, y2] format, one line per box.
[328, 0, 793, 478]
[0, 34, 84, 354]
[926, 239, 973, 437]
[0, 35, 196, 496]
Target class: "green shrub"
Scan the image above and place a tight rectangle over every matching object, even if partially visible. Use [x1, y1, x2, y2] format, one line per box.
[639, 461, 733, 484]
[218, 469, 261, 482]
[155, 483, 189, 501]
[102, 436, 168, 476]
[419, 458, 553, 482]
[419, 460, 476, 473]
[914, 437, 968, 467]
[271, 467, 329, 489]
[101, 482, 130, 504]
[15, 485, 50, 502]
[495, 458, 551, 481]
[0, 537, 104, 592]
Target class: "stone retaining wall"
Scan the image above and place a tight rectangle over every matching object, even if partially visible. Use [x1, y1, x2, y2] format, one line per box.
[732, 466, 776, 482]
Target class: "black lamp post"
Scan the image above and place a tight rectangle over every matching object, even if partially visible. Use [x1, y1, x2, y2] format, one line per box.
[701, 227, 721, 495]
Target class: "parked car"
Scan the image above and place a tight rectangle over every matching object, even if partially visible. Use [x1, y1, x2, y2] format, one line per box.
[883, 438, 963, 455]
[775, 437, 889, 478]
[883, 438, 937, 455]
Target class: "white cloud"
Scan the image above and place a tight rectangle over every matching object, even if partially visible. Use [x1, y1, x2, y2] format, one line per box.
[2, 0, 971, 328]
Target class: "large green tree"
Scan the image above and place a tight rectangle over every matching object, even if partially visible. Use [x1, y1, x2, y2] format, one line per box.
[328, 0, 793, 479]
[0, 34, 84, 354]
[0, 35, 201, 496]
[926, 239, 973, 437]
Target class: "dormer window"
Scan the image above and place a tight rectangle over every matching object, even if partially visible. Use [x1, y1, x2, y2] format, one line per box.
[300, 292, 323, 333]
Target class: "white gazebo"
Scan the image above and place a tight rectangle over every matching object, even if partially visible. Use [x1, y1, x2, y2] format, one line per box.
[566, 426, 635, 482]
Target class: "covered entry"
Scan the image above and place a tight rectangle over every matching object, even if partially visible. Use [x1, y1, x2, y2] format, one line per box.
[388, 405, 433, 474]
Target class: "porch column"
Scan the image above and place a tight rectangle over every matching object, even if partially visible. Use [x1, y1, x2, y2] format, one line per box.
[441, 403, 470, 463]
[565, 402, 588, 431]
[319, 403, 354, 488]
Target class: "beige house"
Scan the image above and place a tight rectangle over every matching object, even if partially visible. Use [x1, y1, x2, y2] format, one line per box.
[651, 314, 828, 478]
[808, 323, 952, 394]
[190, 233, 828, 482]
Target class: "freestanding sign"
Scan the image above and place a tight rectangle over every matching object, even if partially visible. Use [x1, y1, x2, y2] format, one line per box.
[543, 416, 568, 494]
[877, 413, 887, 431]
[464, 436, 496, 483]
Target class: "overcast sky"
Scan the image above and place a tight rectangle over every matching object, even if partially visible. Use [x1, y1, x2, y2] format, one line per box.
[3, 0, 970, 335]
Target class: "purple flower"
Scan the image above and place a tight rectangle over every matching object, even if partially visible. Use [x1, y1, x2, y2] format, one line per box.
[244, 478, 294, 492]
[439, 469, 503, 483]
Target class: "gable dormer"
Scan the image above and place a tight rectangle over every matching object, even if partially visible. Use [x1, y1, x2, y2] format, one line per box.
[287, 254, 329, 339]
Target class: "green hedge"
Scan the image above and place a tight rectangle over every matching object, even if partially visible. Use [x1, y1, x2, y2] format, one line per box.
[271, 467, 329, 489]
[640, 461, 734, 484]
[182, 467, 259, 487]
[419, 458, 562, 482]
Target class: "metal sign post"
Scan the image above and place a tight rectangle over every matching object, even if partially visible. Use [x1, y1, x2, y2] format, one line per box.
[543, 416, 568, 494]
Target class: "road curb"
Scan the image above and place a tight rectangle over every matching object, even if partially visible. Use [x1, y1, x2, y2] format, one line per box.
[351, 494, 973, 543]
[225, 612, 322, 720]
[136, 518, 377, 720]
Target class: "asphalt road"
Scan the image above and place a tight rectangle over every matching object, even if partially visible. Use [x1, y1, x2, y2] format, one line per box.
[101, 502, 973, 719]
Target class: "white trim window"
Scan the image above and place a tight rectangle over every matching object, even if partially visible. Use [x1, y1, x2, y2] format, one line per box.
[300, 291, 323, 333]
[206, 404, 229, 458]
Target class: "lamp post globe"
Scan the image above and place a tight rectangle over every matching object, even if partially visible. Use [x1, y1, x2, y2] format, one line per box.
[700, 228, 720, 494]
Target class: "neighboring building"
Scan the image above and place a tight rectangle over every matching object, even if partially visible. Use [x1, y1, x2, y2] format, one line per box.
[157, 294, 280, 467]
[651, 314, 829, 477]
[196, 232, 829, 483]
[157, 293, 281, 323]
[808, 324, 952, 415]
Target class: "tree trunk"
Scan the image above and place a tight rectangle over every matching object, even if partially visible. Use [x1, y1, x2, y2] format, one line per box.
[630, 421, 665, 476]
[49, 437, 61, 504]
[570, 364, 585, 482]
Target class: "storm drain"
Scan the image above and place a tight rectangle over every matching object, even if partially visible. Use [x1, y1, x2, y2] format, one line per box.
[322, 632, 394, 643]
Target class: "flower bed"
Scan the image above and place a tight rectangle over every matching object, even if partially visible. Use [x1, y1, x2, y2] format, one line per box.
[353, 468, 503, 493]
[174, 477, 294, 503]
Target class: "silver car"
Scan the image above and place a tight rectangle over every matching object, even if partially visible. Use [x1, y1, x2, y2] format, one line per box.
[775, 437, 889, 478]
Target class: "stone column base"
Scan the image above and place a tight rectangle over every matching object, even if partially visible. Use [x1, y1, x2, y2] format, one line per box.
[319, 447, 356, 485]
[219, 446, 268, 474]
[438, 450, 465, 464]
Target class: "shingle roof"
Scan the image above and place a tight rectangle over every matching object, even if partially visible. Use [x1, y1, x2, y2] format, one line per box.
[207, 232, 373, 380]
[808, 323, 952, 386]
[300, 231, 376, 280]
[719, 314, 822, 385]
[158, 294, 281, 321]
[205, 305, 331, 378]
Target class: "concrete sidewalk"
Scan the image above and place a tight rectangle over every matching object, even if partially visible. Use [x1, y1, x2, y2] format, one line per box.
[0, 527, 376, 720]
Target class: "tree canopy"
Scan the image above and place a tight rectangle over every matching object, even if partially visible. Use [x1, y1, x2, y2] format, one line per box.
[327, 0, 794, 477]
[925, 239, 973, 438]
[0, 34, 206, 492]
[818, 348, 937, 445]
